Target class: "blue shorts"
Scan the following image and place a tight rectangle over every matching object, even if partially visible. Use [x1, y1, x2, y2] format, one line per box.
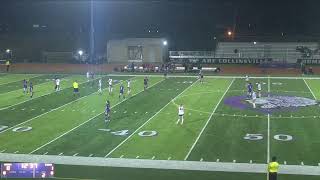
[74, 88, 79, 93]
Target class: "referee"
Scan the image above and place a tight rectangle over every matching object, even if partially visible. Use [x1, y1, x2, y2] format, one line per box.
[268, 156, 279, 180]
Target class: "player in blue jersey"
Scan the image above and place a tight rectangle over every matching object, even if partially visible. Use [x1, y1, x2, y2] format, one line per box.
[23, 79, 28, 94]
[144, 76, 148, 91]
[247, 82, 253, 99]
[119, 83, 125, 100]
[105, 100, 111, 125]
[29, 81, 34, 98]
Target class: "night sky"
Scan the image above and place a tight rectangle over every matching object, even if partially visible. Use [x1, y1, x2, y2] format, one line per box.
[0, 0, 319, 51]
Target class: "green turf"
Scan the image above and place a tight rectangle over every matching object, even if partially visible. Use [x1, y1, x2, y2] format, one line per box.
[0, 76, 133, 153]
[111, 78, 232, 160]
[1, 75, 320, 179]
[32, 77, 192, 156]
[0, 74, 63, 94]
[0, 74, 41, 85]
[0, 75, 116, 129]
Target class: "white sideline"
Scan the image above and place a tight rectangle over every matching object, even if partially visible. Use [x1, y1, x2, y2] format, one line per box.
[0, 75, 103, 111]
[0, 153, 320, 176]
[303, 78, 317, 99]
[29, 78, 164, 154]
[109, 74, 320, 80]
[184, 78, 235, 160]
[105, 79, 199, 157]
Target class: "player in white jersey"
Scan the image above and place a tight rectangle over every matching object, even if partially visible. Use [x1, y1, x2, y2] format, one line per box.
[257, 82, 262, 98]
[98, 79, 102, 95]
[55, 78, 61, 92]
[127, 79, 131, 95]
[251, 91, 257, 108]
[108, 78, 113, 94]
[245, 75, 249, 82]
[86, 72, 90, 82]
[176, 104, 184, 125]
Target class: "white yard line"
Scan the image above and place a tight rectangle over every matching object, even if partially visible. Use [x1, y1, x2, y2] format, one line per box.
[303, 78, 317, 99]
[184, 78, 235, 160]
[1, 153, 320, 176]
[0, 76, 102, 111]
[0, 74, 43, 86]
[28, 78, 164, 154]
[105, 79, 199, 157]
[267, 76, 271, 164]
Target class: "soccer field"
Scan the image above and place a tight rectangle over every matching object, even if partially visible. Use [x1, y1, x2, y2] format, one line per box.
[0, 73, 320, 179]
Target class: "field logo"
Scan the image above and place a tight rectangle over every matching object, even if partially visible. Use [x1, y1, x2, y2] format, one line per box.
[224, 95, 317, 113]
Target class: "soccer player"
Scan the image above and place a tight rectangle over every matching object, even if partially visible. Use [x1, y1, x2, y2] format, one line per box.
[86, 71, 90, 82]
[119, 83, 125, 100]
[55, 78, 61, 92]
[144, 76, 148, 91]
[23, 79, 28, 94]
[257, 82, 262, 98]
[29, 81, 34, 98]
[127, 79, 131, 96]
[108, 78, 113, 94]
[90, 72, 95, 87]
[5, 60, 10, 72]
[199, 71, 204, 84]
[176, 104, 184, 125]
[245, 75, 250, 82]
[73, 80, 80, 97]
[105, 100, 111, 125]
[251, 91, 257, 108]
[98, 79, 102, 95]
[268, 156, 279, 180]
[247, 82, 253, 99]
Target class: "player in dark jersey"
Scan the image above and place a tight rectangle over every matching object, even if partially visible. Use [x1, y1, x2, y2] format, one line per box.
[144, 76, 149, 91]
[119, 83, 125, 100]
[29, 81, 34, 98]
[247, 82, 253, 99]
[23, 79, 28, 94]
[105, 100, 111, 125]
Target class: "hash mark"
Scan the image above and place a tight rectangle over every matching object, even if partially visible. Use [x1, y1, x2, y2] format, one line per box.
[73, 153, 78, 156]
[43, 152, 48, 155]
[0, 150, 6, 153]
[14, 151, 19, 154]
[134, 112, 138, 114]
[89, 154, 94, 157]
[216, 159, 220, 162]
[168, 157, 171, 160]
[120, 155, 124, 158]
[151, 156, 155, 160]
[124, 111, 127, 114]
[136, 156, 140, 159]
[58, 152, 63, 156]
[233, 160, 236, 163]
[21, 108, 25, 111]
[200, 158, 203, 162]
[284, 161, 287, 165]
[145, 112, 148, 114]
[301, 162, 304, 165]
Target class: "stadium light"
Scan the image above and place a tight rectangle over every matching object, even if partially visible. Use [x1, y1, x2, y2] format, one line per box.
[253, 41, 257, 45]
[163, 40, 168, 46]
[78, 50, 84, 56]
[227, 31, 232, 36]
[5, 49, 11, 53]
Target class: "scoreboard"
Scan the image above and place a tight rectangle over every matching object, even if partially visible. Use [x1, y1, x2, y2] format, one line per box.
[1, 163, 54, 178]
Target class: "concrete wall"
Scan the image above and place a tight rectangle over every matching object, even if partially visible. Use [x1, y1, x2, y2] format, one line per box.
[107, 38, 167, 64]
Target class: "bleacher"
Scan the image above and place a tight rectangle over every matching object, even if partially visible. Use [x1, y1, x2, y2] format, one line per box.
[215, 42, 320, 62]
